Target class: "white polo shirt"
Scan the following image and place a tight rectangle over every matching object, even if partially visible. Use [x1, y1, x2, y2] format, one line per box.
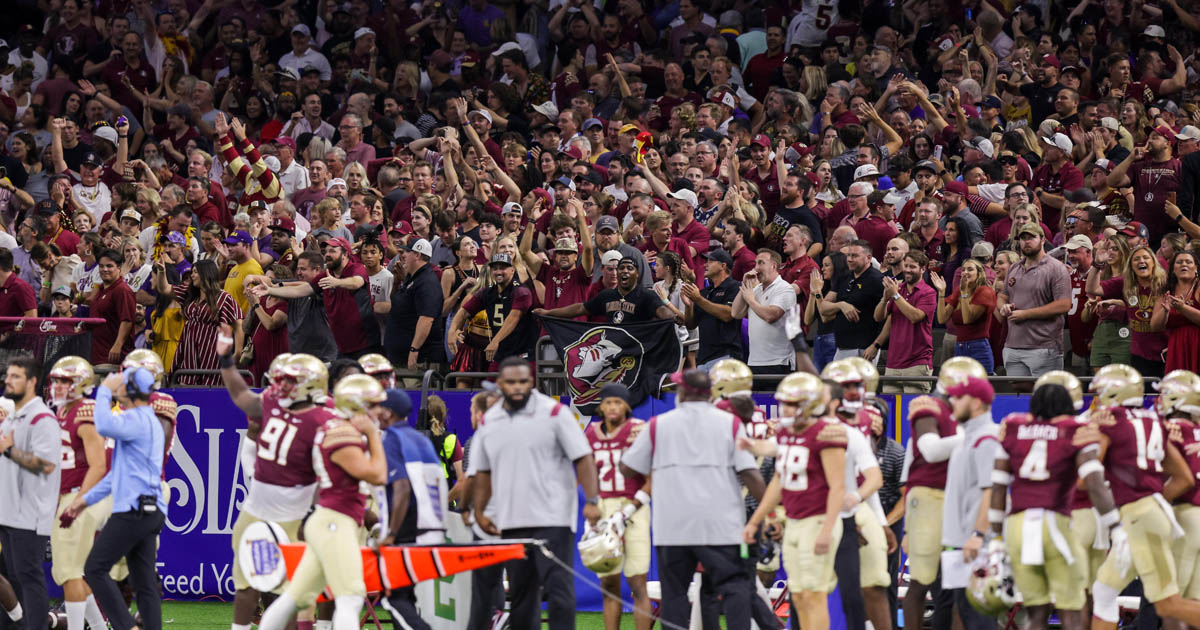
[748, 274, 797, 367]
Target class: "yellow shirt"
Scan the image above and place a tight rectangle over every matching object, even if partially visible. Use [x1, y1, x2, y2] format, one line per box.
[224, 258, 263, 314]
[151, 306, 185, 374]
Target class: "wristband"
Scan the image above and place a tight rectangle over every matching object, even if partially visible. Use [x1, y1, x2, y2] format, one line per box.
[990, 469, 1013, 485]
[988, 509, 1006, 524]
[634, 489, 651, 506]
[219, 353, 235, 368]
[972, 529, 986, 539]
[1, 446, 10, 459]
[1078, 459, 1104, 479]
[1099, 509, 1120, 528]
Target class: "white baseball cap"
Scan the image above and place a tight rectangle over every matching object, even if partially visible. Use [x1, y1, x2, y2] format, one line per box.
[1041, 132, 1073, 153]
[667, 189, 698, 208]
[1177, 125, 1200, 141]
[601, 250, 624, 266]
[405, 238, 433, 258]
[327, 177, 347, 190]
[854, 164, 881, 179]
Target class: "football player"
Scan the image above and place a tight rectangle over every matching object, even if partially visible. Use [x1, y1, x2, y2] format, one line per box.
[1088, 365, 1200, 630]
[584, 383, 651, 630]
[900, 357, 981, 630]
[258, 374, 389, 630]
[217, 325, 338, 630]
[358, 354, 396, 389]
[985, 375, 1121, 630]
[48, 357, 110, 630]
[1158, 370, 1200, 630]
[743, 372, 846, 630]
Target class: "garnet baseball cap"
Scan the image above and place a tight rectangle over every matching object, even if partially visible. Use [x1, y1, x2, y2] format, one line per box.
[750, 134, 771, 148]
[1151, 125, 1178, 146]
[270, 217, 296, 234]
[941, 180, 969, 196]
[945, 376, 995, 405]
[1118, 221, 1149, 240]
[272, 136, 297, 151]
[324, 236, 354, 252]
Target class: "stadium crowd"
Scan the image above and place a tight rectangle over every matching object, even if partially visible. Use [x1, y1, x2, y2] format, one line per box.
[4, 0, 1200, 628]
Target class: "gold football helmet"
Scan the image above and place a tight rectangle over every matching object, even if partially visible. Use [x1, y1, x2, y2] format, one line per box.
[1034, 370, 1084, 411]
[843, 357, 879, 395]
[1090, 364, 1144, 408]
[358, 353, 396, 388]
[1157, 370, 1200, 417]
[775, 372, 828, 418]
[122, 349, 165, 387]
[937, 356, 987, 393]
[279, 354, 329, 407]
[710, 359, 753, 399]
[266, 353, 293, 388]
[333, 374, 387, 416]
[821, 359, 863, 385]
[49, 356, 94, 406]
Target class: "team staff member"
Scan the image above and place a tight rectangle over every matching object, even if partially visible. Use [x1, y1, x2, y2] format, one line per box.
[470, 357, 603, 630]
[48, 357, 110, 630]
[0, 357, 60, 630]
[383, 239, 444, 377]
[621, 369, 766, 630]
[64, 367, 165, 630]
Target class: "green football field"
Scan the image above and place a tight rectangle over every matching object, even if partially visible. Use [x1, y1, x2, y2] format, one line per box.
[160, 601, 631, 629]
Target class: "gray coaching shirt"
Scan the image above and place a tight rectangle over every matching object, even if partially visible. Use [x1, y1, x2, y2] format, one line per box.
[467, 390, 592, 532]
[0, 397, 61, 536]
[621, 401, 758, 546]
[941, 412, 998, 548]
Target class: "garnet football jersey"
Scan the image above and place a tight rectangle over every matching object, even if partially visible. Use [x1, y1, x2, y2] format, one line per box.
[999, 412, 1100, 515]
[314, 418, 371, 524]
[777, 418, 848, 520]
[58, 399, 97, 493]
[1094, 406, 1166, 506]
[150, 391, 178, 480]
[905, 396, 957, 490]
[1168, 417, 1200, 506]
[254, 391, 329, 488]
[585, 419, 647, 500]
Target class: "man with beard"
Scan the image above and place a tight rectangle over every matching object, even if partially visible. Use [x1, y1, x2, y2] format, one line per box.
[89, 248, 136, 365]
[881, 237, 909, 279]
[1062, 235, 1097, 371]
[0, 357, 59, 630]
[449, 254, 538, 367]
[996, 224, 1072, 379]
[537, 257, 678, 325]
[1108, 126, 1181, 244]
[742, 135, 781, 217]
[820, 241, 885, 363]
[937, 181, 984, 244]
[222, 230, 264, 314]
[683, 250, 744, 367]
[247, 252, 338, 362]
[766, 171, 824, 254]
[896, 160, 941, 228]
[521, 202, 594, 316]
[262, 237, 380, 358]
[469, 357, 602, 630]
[1031, 133, 1085, 233]
[872, 251, 937, 393]
[723, 219, 757, 282]
[696, 177, 726, 226]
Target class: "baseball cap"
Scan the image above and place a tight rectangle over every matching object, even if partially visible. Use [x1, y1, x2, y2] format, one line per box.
[667, 189, 699, 208]
[119, 208, 141, 223]
[291, 24, 311, 36]
[785, 143, 815, 162]
[553, 238, 579, 253]
[882, 191, 906, 206]
[1064, 234, 1094, 251]
[532, 101, 559, 119]
[93, 125, 118, 146]
[1093, 158, 1115, 173]
[300, 66, 322, 77]
[325, 236, 354, 252]
[751, 134, 771, 148]
[703, 248, 733, 267]
[1151, 125, 1177, 145]
[552, 175, 576, 191]
[468, 109, 493, 124]
[1118, 221, 1149, 240]
[538, 123, 562, 135]
[1177, 126, 1200, 141]
[277, 67, 300, 81]
[600, 250, 623, 266]
[429, 50, 452, 71]
[558, 145, 585, 160]
[913, 160, 939, 174]
[224, 230, 253, 245]
[327, 177, 347, 190]
[491, 41, 522, 57]
[966, 137, 995, 158]
[1060, 65, 1082, 77]
[582, 117, 604, 131]
[489, 253, 514, 267]
[389, 220, 413, 235]
[945, 376, 995, 405]
[1100, 117, 1120, 132]
[1145, 25, 1166, 37]
[942, 180, 969, 196]
[272, 136, 297, 151]
[619, 123, 641, 135]
[379, 389, 412, 418]
[270, 217, 296, 234]
[81, 151, 101, 167]
[501, 201, 523, 215]
[971, 241, 995, 259]
[1041, 132, 1073, 153]
[596, 216, 619, 233]
[166, 231, 186, 245]
[980, 95, 1003, 109]
[1041, 54, 1060, 69]
[1016, 223, 1045, 238]
[51, 285, 72, 299]
[404, 238, 433, 258]
[354, 26, 374, 39]
[710, 88, 737, 109]
[854, 164, 881, 179]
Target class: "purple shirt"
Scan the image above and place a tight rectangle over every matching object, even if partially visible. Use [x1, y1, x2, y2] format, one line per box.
[456, 3, 505, 47]
[886, 280, 937, 369]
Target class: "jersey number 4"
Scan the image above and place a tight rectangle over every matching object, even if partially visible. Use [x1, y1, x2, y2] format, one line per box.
[258, 417, 299, 466]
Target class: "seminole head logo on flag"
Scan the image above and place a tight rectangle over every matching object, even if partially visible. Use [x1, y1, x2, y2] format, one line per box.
[542, 317, 683, 416]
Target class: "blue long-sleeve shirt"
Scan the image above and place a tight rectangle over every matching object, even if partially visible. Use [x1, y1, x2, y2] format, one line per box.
[83, 386, 166, 513]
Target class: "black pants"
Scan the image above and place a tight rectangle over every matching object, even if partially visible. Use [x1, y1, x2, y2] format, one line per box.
[384, 587, 431, 630]
[84, 510, 165, 630]
[750, 364, 792, 392]
[698, 542, 780, 629]
[835, 516, 866, 630]
[502, 526, 574, 630]
[887, 520, 904, 630]
[658, 545, 751, 630]
[0, 527, 49, 630]
[950, 588, 998, 630]
[467, 535, 505, 630]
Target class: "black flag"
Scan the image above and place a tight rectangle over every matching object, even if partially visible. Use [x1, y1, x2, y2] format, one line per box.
[541, 317, 683, 415]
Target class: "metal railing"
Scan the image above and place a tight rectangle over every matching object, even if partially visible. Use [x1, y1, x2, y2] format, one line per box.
[736, 372, 1162, 394]
[168, 369, 256, 388]
[445, 371, 501, 389]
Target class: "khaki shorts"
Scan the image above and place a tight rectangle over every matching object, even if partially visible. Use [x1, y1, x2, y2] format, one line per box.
[286, 507, 366, 606]
[880, 365, 933, 394]
[1096, 495, 1179, 603]
[783, 514, 842, 594]
[1070, 508, 1108, 588]
[1173, 505, 1200, 599]
[1005, 510, 1087, 609]
[594, 497, 650, 578]
[855, 504, 891, 589]
[905, 486, 945, 585]
[51, 492, 114, 585]
[231, 510, 304, 591]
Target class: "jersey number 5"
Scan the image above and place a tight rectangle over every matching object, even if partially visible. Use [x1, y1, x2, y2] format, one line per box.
[815, 4, 834, 29]
[258, 417, 299, 466]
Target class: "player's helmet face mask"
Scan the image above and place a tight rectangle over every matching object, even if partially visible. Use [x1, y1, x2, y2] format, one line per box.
[121, 348, 165, 387]
[333, 374, 387, 416]
[1034, 370, 1084, 410]
[967, 542, 1021, 616]
[1156, 370, 1200, 417]
[1090, 364, 1144, 408]
[823, 359, 866, 411]
[357, 353, 396, 388]
[266, 352, 294, 396]
[710, 358, 753, 399]
[279, 354, 330, 408]
[844, 356, 879, 394]
[49, 356, 94, 408]
[937, 356, 987, 394]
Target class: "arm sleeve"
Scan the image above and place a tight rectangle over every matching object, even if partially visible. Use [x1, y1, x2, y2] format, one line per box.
[239, 137, 283, 201]
[916, 431, 963, 463]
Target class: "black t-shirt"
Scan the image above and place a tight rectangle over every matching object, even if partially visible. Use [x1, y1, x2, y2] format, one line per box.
[462, 280, 538, 359]
[62, 143, 94, 174]
[696, 276, 743, 364]
[385, 263, 445, 364]
[765, 203, 825, 252]
[1019, 82, 1064, 126]
[583, 285, 665, 324]
[832, 267, 885, 349]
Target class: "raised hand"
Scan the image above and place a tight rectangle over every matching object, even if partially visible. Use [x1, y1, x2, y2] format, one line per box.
[214, 111, 230, 137]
